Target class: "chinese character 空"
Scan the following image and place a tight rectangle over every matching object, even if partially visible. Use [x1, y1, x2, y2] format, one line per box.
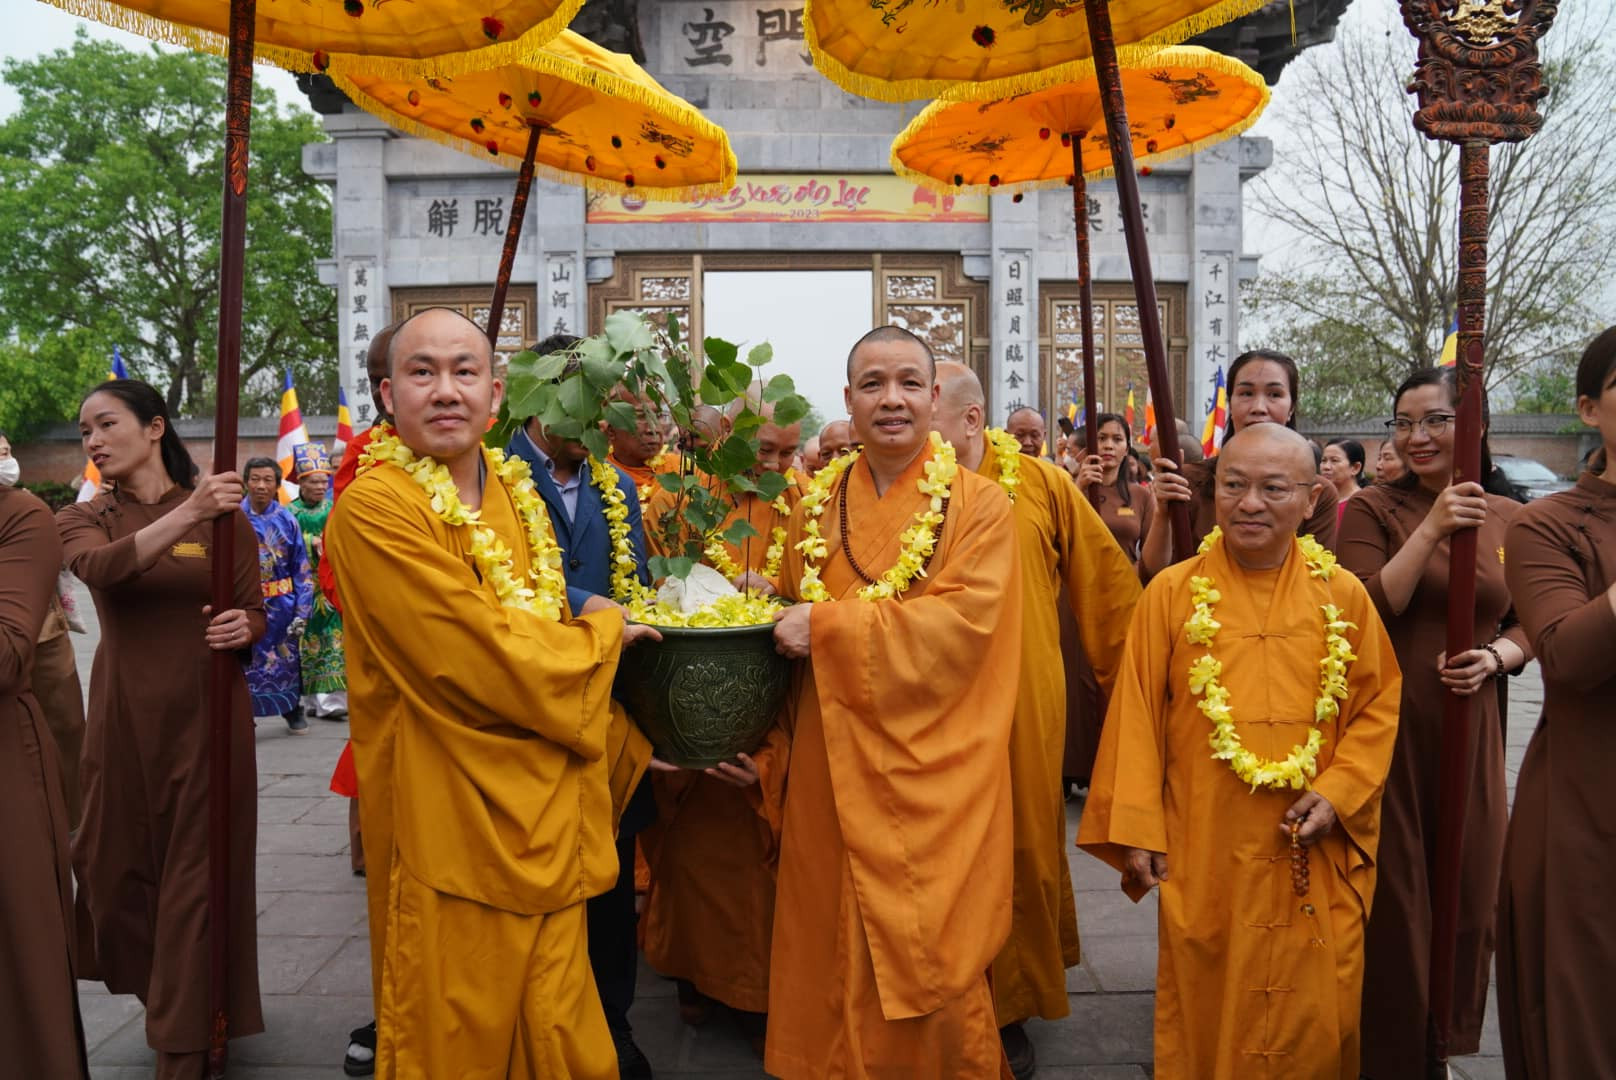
[427, 198, 459, 238]
[474, 197, 505, 237]
[683, 8, 736, 67]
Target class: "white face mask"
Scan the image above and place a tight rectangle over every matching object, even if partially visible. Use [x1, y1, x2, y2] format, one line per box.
[0, 457, 18, 487]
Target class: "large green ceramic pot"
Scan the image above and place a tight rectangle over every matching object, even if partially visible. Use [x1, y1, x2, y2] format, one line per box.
[614, 622, 793, 768]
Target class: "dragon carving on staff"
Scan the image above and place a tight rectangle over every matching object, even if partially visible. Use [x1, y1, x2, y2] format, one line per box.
[1400, 0, 1557, 144]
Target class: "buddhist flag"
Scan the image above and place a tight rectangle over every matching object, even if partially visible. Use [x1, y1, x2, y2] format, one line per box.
[1201, 365, 1228, 458]
[1141, 387, 1157, 448]
[77, 346, 130, 502]
[1065, 390, 1080, 426]
[276, 368, 309, 503]
[1124, 384, 1136, 433]
[333, 386, 354, 463]
[1439, 314, 1459, 367]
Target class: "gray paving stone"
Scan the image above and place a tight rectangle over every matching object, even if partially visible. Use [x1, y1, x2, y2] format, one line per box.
[78, 993, 144, 1055]
[1030, 992, 1155, 1066]
[256, 823, 354, 856]
[256, 934, 350, 995]
[1078, 937, 1159, 994]
[257, 796, 323, 825]
[1066, 963, 1100, 994]
[256, 888, 369, 937]
[300, 937, 374, 997]
[1075, 885, 1159, 940]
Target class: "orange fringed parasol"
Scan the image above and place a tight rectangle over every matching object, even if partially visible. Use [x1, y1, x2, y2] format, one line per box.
[335, 30, 736, 339]
[804, 0, 1267, 103]
[39, 0, 587, 77]
[892, 46, 1268, 506]
[333, 31, 737, 202]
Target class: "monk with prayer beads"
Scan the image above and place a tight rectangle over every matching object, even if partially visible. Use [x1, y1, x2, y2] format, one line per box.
[1078, 424, 1402, 1079]
[764, 325, 1024, 1077]
[326, 308, 654, 1078]
[931, 362, 1141, 1078]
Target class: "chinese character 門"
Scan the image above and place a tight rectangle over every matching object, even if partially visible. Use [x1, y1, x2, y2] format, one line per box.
[474, 197, 505, 237]
[755, 7, 805, 66]
[427, 198, 459, 238]
[683, 8, 736, 67]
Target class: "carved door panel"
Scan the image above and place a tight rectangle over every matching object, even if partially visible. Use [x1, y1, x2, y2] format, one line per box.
[1038, 282, 1189, 437]
[875, 254, 990, 398]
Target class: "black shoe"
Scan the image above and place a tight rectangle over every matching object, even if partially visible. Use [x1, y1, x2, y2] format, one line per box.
[286, 712, 309, 735]
[1000, 1022, 1037, 1080]
[343, 1020, 376, 1077]
[612, 1026, 653, 1080]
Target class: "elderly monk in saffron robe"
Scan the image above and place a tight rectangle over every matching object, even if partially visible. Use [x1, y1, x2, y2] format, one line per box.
[327, 308, 654, 1079]
[1077, 425, 1402, 1080]
[765, 325, 1023, 1078]
[638, 399, 801, 1045]
[930, 362, 1141, 1075]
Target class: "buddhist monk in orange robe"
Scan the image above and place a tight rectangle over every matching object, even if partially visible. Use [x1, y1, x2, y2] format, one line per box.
[1078, 426, 1402, 1080]
[638, 405, 801, 1045]
[764, 326, 1023, 1078]
[931, 362, 1141, 1075]
[326, 308, 653, 1079]
[607, 391, 670, 504]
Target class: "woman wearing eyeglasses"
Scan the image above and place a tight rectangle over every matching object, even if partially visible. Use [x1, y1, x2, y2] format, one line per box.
[1337, 366, 1531, 1079]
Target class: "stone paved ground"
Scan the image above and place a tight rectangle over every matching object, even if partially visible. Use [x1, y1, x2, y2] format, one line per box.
[71, 584, 1534, 1079]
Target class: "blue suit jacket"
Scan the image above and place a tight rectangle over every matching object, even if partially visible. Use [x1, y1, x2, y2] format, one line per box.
[505, 426, 650, 613]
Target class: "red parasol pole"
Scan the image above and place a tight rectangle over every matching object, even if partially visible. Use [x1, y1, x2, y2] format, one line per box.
[209, 0, 256, 1074]
[1398, 0, 1556, 1063]
[1070, 133, 1101, 506]
[486, 123, 542, 345]
[1080, 0, 1192, 560]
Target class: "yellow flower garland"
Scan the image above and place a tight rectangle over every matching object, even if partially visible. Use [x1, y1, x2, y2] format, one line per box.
[359, 424, 568, 622]
[984, 427, 1022, 502]
[796, 431, 959, 603]
[702, 493, 792, 582]
[586, 458, 656, 607]
[1186, 528, 1358, 792]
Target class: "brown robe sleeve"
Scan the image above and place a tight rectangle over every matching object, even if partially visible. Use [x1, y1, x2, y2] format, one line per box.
[1505, 503, 1616, 691]
[56, 499, 142, 589]
[1, 492, 58, 694]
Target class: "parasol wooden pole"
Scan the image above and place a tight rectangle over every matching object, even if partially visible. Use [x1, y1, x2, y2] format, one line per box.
[487, 123, 542, 345]
[1081, 0, 1192, 560]
[1070, 133, 1100, 506]
[1426, 137, 1488, 1065]
[208, 0, 256, 1074]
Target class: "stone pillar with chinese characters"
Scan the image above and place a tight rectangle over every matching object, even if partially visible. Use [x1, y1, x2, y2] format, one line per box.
[323, 109, 393, 435]
[990, 192, 1039, 426]
[1188, 142, 1245, 437]
[535, 179, 588, 339]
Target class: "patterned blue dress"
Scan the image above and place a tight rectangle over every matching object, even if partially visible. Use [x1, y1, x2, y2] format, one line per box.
[242, 498, 312, 717]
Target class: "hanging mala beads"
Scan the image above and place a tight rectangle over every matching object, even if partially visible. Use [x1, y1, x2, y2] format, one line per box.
[1289, 821, 1311, 898]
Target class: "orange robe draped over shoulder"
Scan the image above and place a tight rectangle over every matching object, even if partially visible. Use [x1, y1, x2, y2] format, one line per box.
[327, 451, 650, 1079]
[979, 453, 1141, 1025]
[1077, 539, 1401, 1080]
[639, 484, 798, 1013]
[765, 445, 1023, 1079]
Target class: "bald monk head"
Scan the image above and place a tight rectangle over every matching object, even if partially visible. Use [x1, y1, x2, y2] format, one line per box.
[366, 319, 404, 423]
[930, 361, 988, 471]
[608, 388, 663, 468]
[1006, 407, 1046, 457]
[381, 307, 503, 471]
[1214, 424, 1324, 571]
[754, 405, 803, 477]
[686, 405, 725, 453]
[800, 435, 822, 476]
[819, 419, 854, 462]
[844, 326, 938, 482]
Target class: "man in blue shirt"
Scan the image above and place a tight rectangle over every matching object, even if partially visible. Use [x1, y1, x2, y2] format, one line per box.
[504, 333, 658, 1079]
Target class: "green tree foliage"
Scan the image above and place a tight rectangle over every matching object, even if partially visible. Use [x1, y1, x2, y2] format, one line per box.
[1243, 16, 1616, 420]
[0, 328, 108, 440]
[0, 31, 335, 424]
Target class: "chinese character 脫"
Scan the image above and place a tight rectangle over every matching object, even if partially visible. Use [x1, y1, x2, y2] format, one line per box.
[474, 197, 505, 237]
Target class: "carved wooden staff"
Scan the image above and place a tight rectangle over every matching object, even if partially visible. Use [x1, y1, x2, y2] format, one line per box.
[1399, 0, 1555, 1063]
[209, 0, 257, 1074]
[486, 123, 543, 345]
[1069, 132, 1101, 506]
[1080, 0, 1192, 559]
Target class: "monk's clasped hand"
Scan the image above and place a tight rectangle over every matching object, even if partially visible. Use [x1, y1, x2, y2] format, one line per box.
[704, 753, 760, 789]
[1437, 648, 1495, 696]
[1124, 847, 1168, 890]
[1280, 791, 1337, 846]
[772, 603, 812, 658]
[202, 604, 253, 651]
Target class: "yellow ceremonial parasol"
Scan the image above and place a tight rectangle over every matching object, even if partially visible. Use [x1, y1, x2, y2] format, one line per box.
[335, 30, 737, 340]
[40, 0, 587, 76]
[805, 0, 1266, 102]
[892, 46, 1268, 507]
[41, 0, 591, 1074]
